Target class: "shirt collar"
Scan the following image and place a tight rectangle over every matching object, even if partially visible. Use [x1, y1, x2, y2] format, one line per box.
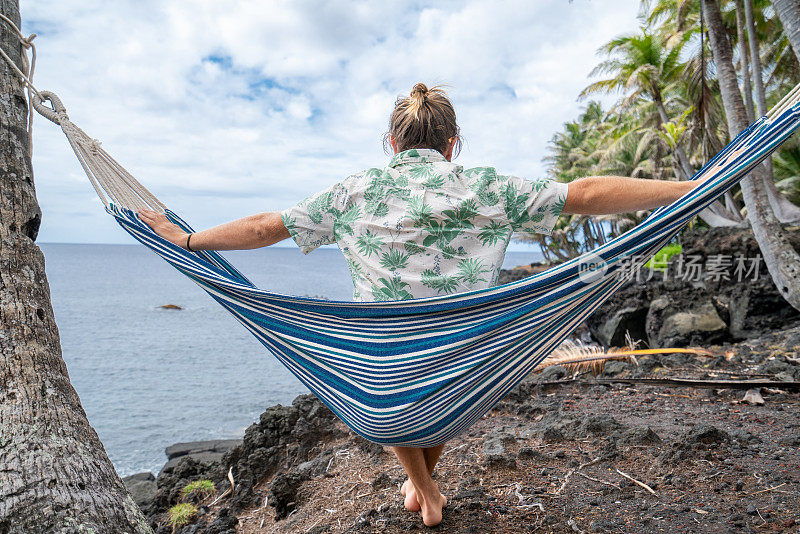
[388, 148, 447, 168]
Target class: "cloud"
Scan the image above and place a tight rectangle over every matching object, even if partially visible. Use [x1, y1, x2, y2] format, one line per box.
[20, 0, 638, 243]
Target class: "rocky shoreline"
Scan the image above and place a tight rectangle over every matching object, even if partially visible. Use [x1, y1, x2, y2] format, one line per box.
[122, 227, 800, 533]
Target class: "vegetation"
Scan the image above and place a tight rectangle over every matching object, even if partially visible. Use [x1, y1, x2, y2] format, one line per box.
[179, 479, 215, 501]
[528, 0, 800, 266]
[644, 243, 683, 270]
[168, 503, 198, 531]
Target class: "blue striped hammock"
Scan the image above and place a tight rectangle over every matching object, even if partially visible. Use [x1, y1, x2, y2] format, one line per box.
[32, 85, 800, 447]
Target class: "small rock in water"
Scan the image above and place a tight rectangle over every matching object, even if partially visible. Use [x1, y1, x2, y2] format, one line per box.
[742, 388, 765, 406]
[160, 304, 182, 310]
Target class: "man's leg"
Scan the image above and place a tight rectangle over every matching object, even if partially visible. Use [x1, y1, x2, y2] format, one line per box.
[423, 444, 445, 472]
[401, 444, 445, 511]
[392, 446, 447, 527]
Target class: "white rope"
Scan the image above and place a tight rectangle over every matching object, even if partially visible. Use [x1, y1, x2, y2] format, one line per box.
[0, 14, 165, 213]
[0, 12, 41, 152]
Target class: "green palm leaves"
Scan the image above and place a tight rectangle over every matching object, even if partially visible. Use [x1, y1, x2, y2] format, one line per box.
[502, 182, 533, 229]
[365, 170, 409, 216]
[281, 213, 297, 232]
[379, 249, 410, 271]
[421, 269, 460, 294]
[421, 199, 478, 251]
[470, 173, 500, 206]
[403, 240, 426, 255]
[333, 204, 361, 240]
[550, 194, 567, 217]
[372, 277, 413, 301]
[356, 229, 385, 257]
[456, 258, 490, 284]
[407, 195, 433, 225]
[581, 31, 683, 103]
[306, 192, 334, 224]
[421, 258, 489, 293]
[478, 221, 510, 246]
[407, 164, 441, 186]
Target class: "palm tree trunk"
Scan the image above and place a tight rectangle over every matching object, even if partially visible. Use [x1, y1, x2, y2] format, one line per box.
[653, 85, 742, 223]
[652, 94, 694, 179]
[701, 0, 800, 311]
[743, 0, 768, 114]
[745, 0, 800, 222]
[773, 0, 800, 65]
[0, 1, 152, 532]
[735, 0, 756, 122]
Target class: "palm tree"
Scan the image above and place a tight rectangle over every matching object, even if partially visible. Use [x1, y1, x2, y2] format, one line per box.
[735, 0, 757, 122]
[743, 0, 800, 222]
[582, 30, 697, 179]
[773, 144, 800, 203]
[544, 101, 606, 183]
[701, 0, 800, 311]
[0, 2, 151, 531]
[773, 0, 800, 64]
[760, 0, 800, 90]
[582, 27, 742, 224]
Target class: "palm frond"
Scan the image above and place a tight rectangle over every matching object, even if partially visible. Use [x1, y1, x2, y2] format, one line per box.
[537, 340, 716, 376]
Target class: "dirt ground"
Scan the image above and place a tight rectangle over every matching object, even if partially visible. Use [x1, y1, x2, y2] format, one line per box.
[218, 327, 800, 534]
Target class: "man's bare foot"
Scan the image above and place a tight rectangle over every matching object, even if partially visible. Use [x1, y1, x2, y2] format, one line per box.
[417, 489, 447, 527]
[400, 479, 420, 512]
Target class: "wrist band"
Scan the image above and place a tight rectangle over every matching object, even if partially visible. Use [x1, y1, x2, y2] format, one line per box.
[186, 233, 195, 252]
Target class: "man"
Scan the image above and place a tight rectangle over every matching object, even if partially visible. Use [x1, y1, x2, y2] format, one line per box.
[139, 83, 696, 526]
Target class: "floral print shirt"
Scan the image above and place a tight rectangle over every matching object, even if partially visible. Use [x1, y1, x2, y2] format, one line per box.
[281, 148, 569, 302]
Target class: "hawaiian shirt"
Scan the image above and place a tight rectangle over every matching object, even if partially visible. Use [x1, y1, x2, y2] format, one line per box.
[281, 148, 569, 302]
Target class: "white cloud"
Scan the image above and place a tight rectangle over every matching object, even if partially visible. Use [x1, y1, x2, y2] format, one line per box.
[20, 0, 639, 243]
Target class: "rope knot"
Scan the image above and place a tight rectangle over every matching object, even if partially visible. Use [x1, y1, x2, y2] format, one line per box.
[20, 33, 36, 48]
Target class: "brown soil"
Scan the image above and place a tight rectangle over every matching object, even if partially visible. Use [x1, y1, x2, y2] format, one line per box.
[216, 328, 800, 533]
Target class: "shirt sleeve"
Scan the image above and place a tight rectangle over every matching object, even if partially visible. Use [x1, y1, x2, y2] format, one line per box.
[499, 175, 569, 237]
[281, 176, 356, 254]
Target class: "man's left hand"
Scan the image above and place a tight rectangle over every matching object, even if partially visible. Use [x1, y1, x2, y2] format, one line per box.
[138, 209, 189, 247]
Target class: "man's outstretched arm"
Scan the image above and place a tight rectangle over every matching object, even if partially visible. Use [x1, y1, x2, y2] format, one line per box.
[137, 210, 290, 250]
[562, 176, 699, 215]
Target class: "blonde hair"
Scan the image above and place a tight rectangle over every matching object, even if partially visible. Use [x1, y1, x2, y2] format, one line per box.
[384, 83, 462, 157]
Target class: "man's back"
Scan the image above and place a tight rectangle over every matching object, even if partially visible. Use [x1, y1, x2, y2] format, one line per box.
[282, 148, 568, 301]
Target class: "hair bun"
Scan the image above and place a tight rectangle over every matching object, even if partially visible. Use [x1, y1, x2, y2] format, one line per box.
[411, 83, 429, 98]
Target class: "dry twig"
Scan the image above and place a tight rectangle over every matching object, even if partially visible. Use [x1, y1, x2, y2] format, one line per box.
[576, 471, 620, 489]
[209, 467, 235, 506]
[749, 483, 787, 495]
[616, 469, 656, 495]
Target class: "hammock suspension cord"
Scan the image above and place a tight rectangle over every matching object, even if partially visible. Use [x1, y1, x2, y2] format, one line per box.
[0, 12, 41, 150]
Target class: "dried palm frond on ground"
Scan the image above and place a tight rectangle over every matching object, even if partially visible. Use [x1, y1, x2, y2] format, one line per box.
[538, 340, 716, 375]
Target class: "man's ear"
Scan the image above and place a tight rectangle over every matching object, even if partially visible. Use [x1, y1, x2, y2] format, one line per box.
[443, 137, 456, 161]
[390, 136, 398, 154]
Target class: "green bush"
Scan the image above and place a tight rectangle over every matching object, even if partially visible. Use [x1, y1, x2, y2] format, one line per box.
[168, 503, 198, 530]
[180, 479, 215, 501]
[644, 243, 682, 271]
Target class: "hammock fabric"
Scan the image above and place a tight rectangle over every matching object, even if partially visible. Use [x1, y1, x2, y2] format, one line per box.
[29, 85, 800, 447]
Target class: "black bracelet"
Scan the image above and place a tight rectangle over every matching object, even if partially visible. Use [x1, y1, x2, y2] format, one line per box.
[186, 233, 195, 252]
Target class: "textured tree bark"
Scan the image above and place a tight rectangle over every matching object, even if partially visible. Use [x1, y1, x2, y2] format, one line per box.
[735, 0, 756, 122]
[653, 87, 742, 224]
[0, 1, 152, 532]
[774, 0, 800, 65]
[745, 0, 800, 222]
[701, 0, 800, 311]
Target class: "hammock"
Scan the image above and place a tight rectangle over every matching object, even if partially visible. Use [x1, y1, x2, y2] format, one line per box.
[23, 81, 800, 446]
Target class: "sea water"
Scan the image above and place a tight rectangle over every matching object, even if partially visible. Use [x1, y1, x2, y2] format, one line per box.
[40, 243, 542, 476]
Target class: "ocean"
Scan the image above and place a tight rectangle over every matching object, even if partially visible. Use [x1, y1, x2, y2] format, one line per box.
[40, 243, 544, 477]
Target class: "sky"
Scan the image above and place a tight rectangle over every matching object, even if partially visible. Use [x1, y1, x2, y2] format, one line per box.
[20, 0, 641, 245]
